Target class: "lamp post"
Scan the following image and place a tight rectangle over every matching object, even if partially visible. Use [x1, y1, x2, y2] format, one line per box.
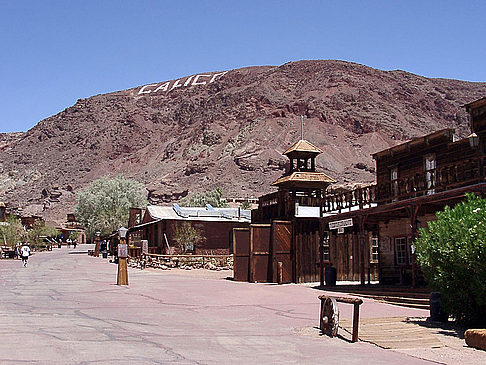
[468, 132, 480, 148]
[94, 231, 101, 257]
[117, 227, 129, 285]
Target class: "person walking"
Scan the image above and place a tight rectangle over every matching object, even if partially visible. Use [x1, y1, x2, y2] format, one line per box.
[20, 244, 31, 267]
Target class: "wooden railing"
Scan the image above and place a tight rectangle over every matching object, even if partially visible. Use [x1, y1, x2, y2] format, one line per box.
[321, 185, 377, 214]
[320, 157, 485, 214]
[376, 156, 485, 204]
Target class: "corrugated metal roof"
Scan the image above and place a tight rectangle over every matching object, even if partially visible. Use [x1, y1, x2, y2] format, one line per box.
[145, 205, 251, 222]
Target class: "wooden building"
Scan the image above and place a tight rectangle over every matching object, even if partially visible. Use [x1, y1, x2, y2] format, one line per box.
[127, 204, 250, 255]
[319, 96, 486, 285]
[236, 139, 337, 283]
[239, 96, 486, 285]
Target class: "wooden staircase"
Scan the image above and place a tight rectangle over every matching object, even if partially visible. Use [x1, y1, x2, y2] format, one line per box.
[318, 285, 431, 310]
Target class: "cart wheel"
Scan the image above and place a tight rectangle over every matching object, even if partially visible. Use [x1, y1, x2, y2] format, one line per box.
[320, 297, 339, 337]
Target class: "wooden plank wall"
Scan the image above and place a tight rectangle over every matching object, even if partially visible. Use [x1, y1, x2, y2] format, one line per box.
[294, 220, 320, 283]
[328, 229, 378, 282]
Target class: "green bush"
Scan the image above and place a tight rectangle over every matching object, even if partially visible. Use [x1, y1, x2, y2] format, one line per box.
[180, 187, 228, 208]
[415, 193, 486, 327]
[0, 215, 26, 248]
[172, 222, 205, 253]
[75, 176, 148, 236]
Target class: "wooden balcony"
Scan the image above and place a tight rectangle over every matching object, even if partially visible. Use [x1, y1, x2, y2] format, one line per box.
[321, 185, 377, 215]
[376, 156, 485, 204]
[319, 157, 485, 214]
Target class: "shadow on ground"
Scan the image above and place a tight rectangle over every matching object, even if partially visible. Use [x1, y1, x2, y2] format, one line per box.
[408, 318, 465, 339]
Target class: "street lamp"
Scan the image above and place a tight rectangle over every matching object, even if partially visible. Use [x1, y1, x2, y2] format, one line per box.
[94, 231, 101, 257]
[468, 132, 480, 148]
[117, 227, 129, 285]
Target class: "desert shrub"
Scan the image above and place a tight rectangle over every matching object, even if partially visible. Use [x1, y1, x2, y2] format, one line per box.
[27, 220, 58, 249]
[180, 187, 228, 208]
[172, 222, 205, 253]
[75, 176, 148, 236]
[415, 193, 486, 327]
[0, 215, 26, 248]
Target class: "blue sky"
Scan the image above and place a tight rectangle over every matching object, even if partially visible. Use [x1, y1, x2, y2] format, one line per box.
[1, 0, 485, 133]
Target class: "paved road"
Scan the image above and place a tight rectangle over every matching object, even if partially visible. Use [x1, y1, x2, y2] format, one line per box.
[0, 246, 434, 364]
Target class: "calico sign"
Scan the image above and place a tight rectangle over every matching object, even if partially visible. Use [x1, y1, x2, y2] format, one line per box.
[138, 71, 228, 95]
[328, 218, 354, 230]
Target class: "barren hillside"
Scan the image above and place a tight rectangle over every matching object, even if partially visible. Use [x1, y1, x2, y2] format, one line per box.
[1, 60, 486, 221]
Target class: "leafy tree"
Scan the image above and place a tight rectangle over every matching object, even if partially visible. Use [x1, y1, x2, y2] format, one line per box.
[415, 193, 486, 327]
[240, 201, 251, 210]
[172, 222, 205, 253]
[180, 187, 228, 208]
[27, 220, 58, 249]
[74, 176, 148, 236]
[0, 215, 26, 248]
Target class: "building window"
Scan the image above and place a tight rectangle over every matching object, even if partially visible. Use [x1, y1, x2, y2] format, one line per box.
[370, 233, 379, 263]
[424, 154, 436, 195]
[390, 167, 398, 201]
[395, 237, 407, 265]
[322, 231, 330, 263]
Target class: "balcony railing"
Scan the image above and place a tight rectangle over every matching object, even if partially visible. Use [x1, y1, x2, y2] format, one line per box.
[376, 156, 485, 204]
[255, 157, 485, 219]
[320, 156, 485, 214]
[321, 185, 377, 214]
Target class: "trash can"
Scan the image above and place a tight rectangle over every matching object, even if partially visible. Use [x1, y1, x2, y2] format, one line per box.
[58, 243, 62, 248]
[102, 251, 108, 259]
[325, 266, 337, 286]
[430, 292, 448, 322]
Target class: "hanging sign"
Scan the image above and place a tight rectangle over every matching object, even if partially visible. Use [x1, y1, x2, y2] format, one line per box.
[329, 218, 354, 230]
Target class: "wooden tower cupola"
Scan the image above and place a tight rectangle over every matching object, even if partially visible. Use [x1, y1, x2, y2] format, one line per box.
[284, 139, 322, 173]
[272, 139, 336, 195]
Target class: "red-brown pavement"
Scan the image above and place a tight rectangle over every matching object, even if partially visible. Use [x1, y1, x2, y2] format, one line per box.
[0, 245, 434, 364]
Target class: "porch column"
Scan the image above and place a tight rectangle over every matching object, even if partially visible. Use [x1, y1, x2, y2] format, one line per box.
[357, 215, 367, 285]
[407, 204, 420, 288]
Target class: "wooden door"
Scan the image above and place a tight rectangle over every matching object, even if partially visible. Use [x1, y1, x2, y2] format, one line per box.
[233, 228, 250, 282]
[250, 224, 272, 282]
[272, 221, 292, 283]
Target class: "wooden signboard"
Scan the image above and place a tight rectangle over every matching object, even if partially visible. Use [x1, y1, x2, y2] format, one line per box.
[118, 243, 128, 258]
[141, 240, 148, 254]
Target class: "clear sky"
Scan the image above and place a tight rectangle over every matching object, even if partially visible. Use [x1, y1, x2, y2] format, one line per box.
[1, 0, 485, 133]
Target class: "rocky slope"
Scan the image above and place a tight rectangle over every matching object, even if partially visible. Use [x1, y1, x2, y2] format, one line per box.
[1, 60, 486, 222]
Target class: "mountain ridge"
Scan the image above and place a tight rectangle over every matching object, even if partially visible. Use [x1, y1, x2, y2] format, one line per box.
[2, 60, 486, 222]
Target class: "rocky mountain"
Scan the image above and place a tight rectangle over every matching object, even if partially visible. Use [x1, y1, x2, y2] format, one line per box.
[2, 60, 486, 222]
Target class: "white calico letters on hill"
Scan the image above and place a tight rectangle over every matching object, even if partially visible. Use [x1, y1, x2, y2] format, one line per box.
[138, 71, 228, 95]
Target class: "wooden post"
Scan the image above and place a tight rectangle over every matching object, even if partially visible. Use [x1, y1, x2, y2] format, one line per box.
[277, 262, 283, 285]
[357, 216, 367, 285]
[117, 258, 128, 285]
[319, 235, 324, 287]
[352, 301, 361, 343]
[249, 225, 254, 282]
[407, 205, 420, 288]
[318, 295, 363, 342]
[117, 237, 129, 285]
[94, 233, 100, 257]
